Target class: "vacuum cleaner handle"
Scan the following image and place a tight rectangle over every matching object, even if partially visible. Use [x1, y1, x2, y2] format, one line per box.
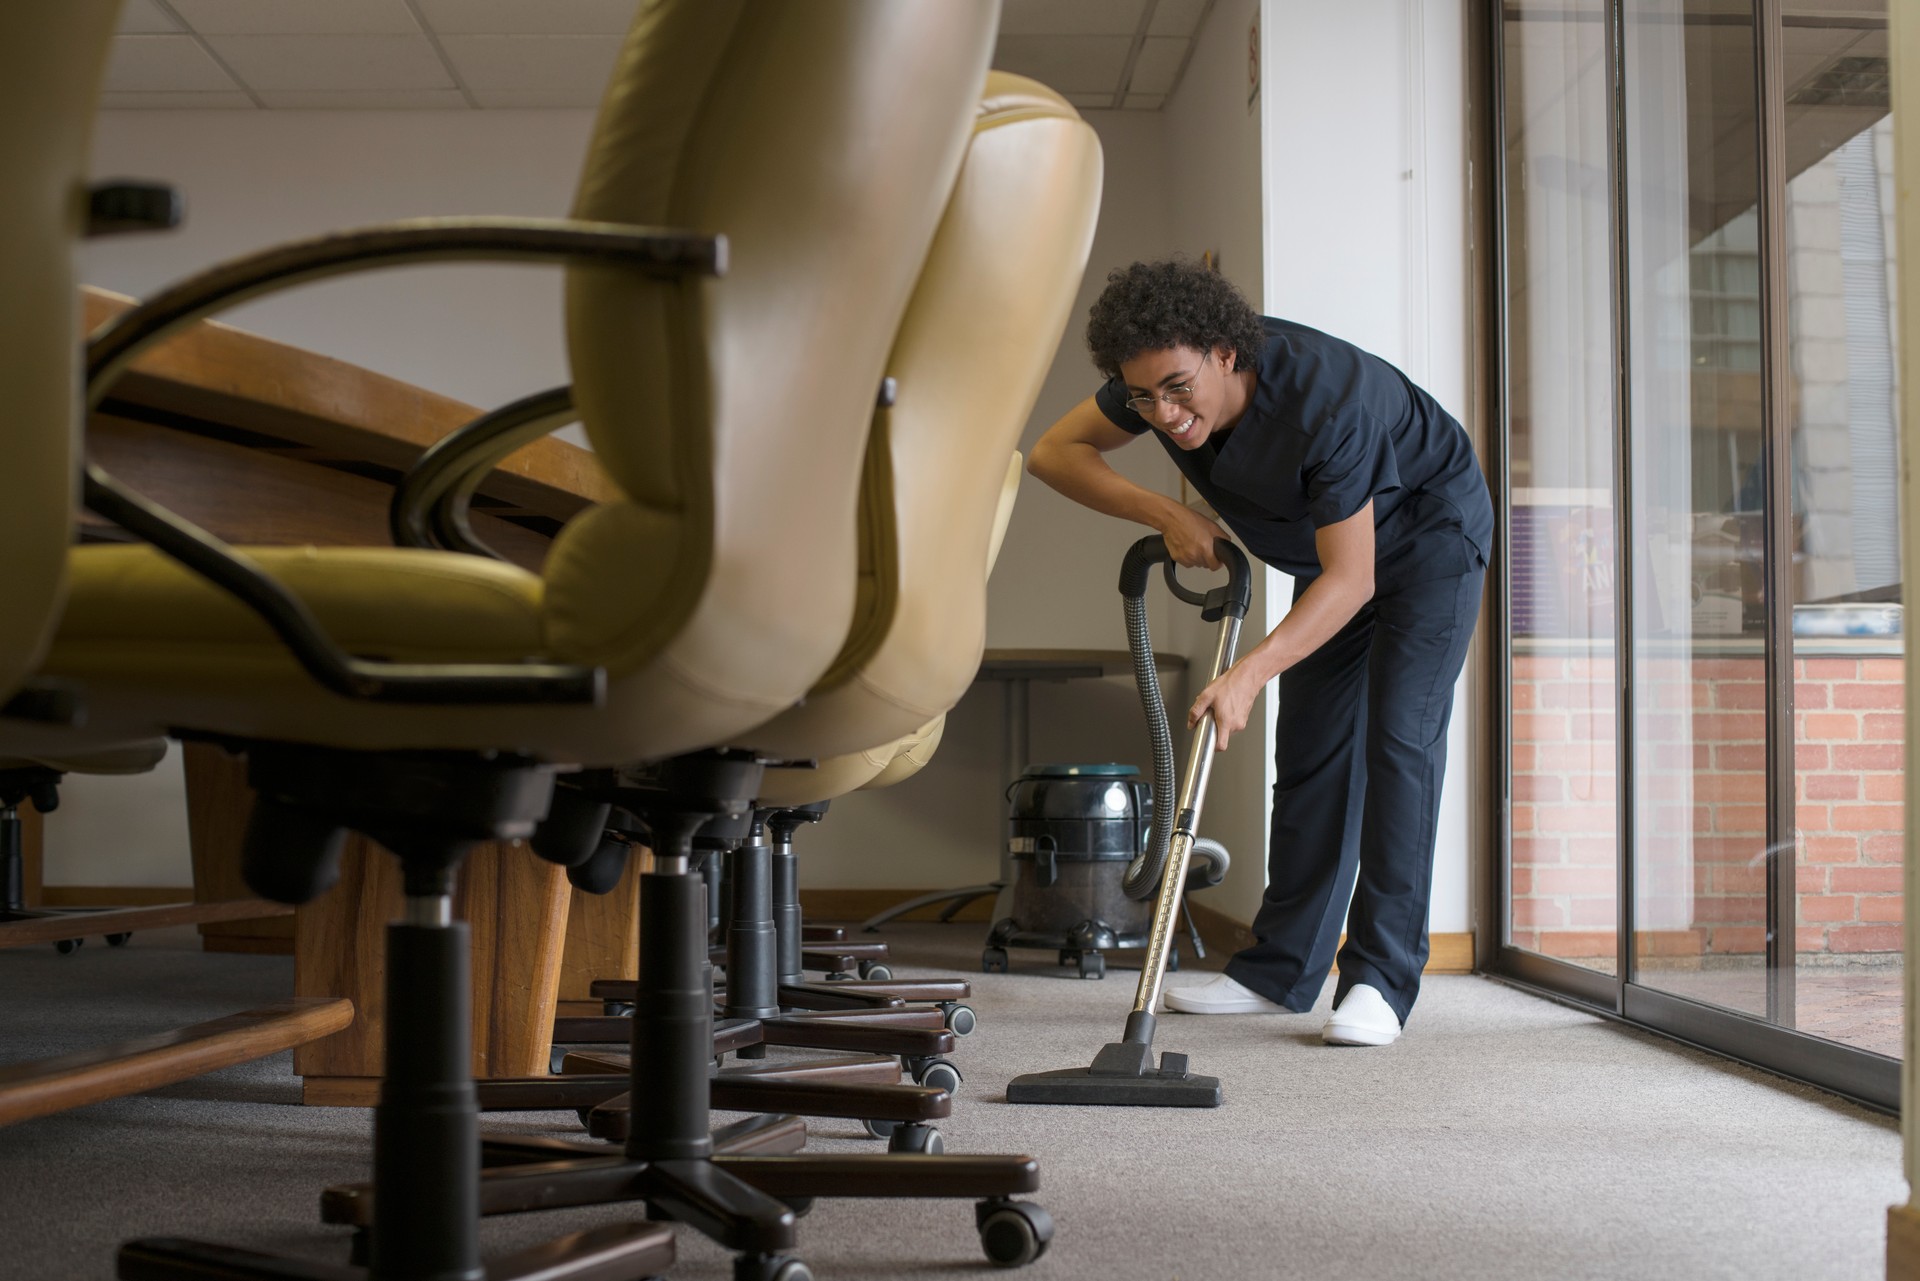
[1118, 535, 1253, 622]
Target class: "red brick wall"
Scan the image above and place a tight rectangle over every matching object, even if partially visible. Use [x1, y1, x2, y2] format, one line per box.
[1509, 649, 1904, 962]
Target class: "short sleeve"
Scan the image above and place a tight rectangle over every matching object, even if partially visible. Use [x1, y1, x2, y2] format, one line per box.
[1093, 377, 1152, 435]
[1302, 407, 1401, 527]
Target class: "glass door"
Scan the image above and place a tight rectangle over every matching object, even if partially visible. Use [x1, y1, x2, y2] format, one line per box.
[1492, 0, 1901, 1108]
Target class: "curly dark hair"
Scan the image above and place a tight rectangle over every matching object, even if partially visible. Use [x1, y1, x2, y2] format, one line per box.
[1084, 259, 1267, 380]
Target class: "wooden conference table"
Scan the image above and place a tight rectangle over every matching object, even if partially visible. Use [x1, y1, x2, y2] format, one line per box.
[75, 287, 618, 1104]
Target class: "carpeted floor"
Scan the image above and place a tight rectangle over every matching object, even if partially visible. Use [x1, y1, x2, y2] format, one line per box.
[0, 921, 1903, 1280]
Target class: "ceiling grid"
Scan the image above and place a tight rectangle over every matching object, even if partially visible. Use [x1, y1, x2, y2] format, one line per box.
[101, 0, 1216, 111]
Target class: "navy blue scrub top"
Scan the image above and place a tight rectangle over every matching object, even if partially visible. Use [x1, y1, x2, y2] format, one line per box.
[1095, 316, 1493, 591]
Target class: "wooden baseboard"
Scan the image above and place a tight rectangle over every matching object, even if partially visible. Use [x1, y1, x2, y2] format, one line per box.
[1889, 1204, 1920, 1280]
[39, 885, 192, 907]
[1184, 902, 1474, 975]
[802, 890, 1474, 975]
[798, 888, 997, 924]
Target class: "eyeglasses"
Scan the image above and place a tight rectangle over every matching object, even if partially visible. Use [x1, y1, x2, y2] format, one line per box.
[1124, 353, 1210, 416]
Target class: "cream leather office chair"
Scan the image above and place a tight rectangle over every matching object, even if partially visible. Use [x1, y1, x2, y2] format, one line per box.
[5, 3, 1000, 1278]
[556, 76, 1100, 1169]
[384, 73, 1097, 1268]
[0, 2, 355, 1135]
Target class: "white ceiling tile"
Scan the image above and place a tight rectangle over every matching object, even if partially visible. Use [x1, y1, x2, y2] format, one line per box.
[999, 0, 1147, 36]
[1148, 0, 1212, 38]
[106, 35, 239, 92]
[1128, 36, 1188, 95]
[100, 90, 256, 109]
[471, 88, 607, 108]
[116, 0, 181, 34]
[258, 88, 472, 108]
[416, 0, 639, 35]
[205, 35, 453, 91]
[169, 0, 420, 35]
[1065, 91, 1117, 109]
[992, 35, 1134, 95]
[1123, 93, 1166, 110]
[438, 34, 623, 92]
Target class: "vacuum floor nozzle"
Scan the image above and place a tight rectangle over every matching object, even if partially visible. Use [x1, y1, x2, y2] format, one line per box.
[1005, 1039, 1222, 1108]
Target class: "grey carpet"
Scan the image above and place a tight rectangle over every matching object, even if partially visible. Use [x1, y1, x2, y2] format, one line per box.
[0, 921, 1900, 1280]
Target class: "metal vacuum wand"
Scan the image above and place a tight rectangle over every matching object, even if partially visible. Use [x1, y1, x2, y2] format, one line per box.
[1006, 535, 1250, 1109]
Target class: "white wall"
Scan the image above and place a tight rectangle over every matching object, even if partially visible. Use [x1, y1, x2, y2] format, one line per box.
[83, 109, 597, 410]
[1158, 0, 1271, 926]
[1260, 0, 1476, 933]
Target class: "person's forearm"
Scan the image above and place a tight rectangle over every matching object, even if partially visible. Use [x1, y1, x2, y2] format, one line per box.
[1028, 439, 1186, 532]
[1239, 571, 1372, 684]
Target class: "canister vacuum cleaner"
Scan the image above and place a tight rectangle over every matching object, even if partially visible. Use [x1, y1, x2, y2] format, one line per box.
[1007, 533, 1250, 1108]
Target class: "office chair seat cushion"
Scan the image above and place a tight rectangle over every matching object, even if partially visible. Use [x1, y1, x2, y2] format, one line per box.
[56, 545, 545, 659]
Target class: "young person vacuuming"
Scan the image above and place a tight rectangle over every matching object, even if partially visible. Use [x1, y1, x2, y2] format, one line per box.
[1026, 259, 1491, 1047]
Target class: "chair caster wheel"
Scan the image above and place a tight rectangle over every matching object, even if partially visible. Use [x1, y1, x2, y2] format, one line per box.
[977, 1199, 1053, 1267]
[981, 947, 1008, 973]
[861, 1117, 899, 1140]
[888, 1122, 944, 1155]
[1058, 949, 1076, 967]
[858, 960, 892, 980]
[822, 970, 850, 982]
[942, 1002, 977, 1036]
[735, 1253, 812, 1281]
[913, 1057, 962, 1094]
[54, 937, 82, 955]
[1168, 950, 1180, 971]
[781, 1195, 814, 1219]
[601, 1000, 634, 1017]
[105, 932, 132, 947]
[1078, 952, 1105, 980]
[575, 1107, 595, 1129]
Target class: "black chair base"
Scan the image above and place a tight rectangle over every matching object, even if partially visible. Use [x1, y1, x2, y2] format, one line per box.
[116, 746, 671, 1281]
[446, 755, 1049, 1272]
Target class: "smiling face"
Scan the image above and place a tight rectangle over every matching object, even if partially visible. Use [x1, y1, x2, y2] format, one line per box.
[1117, 345, 1235, 450]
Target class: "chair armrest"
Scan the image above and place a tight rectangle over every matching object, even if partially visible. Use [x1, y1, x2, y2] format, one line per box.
[390, 386, 579, 561]
[393, 375, 900, 563]
[80, 218, 725, 708]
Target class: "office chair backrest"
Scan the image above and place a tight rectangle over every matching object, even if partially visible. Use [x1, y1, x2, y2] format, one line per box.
[548, 0, 999, 746]
[752, 447, 1015, 807]
[0, 2, 120, 699]
[749, 73, 1103, 759]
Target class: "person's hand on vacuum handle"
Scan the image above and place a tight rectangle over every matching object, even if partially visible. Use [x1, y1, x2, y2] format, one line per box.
[1188, 660, 1262, 752]
[1155, 502, 1228, 571]
[1029, 395, 1228, 570]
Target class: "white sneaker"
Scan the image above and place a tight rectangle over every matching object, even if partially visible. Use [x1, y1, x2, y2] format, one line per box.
[1163, 973, 1284, 1015]
[1322, 983, 1402, 1046]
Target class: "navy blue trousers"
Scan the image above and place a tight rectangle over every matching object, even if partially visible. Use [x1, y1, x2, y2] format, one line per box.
[1223, 565, 1484, 1024]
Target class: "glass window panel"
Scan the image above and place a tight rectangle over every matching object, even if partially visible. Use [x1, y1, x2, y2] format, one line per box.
[1624, 0, 1767, 1016]
[1782, 3, 1900, 1057]
[1501, 0, 1620, 973]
